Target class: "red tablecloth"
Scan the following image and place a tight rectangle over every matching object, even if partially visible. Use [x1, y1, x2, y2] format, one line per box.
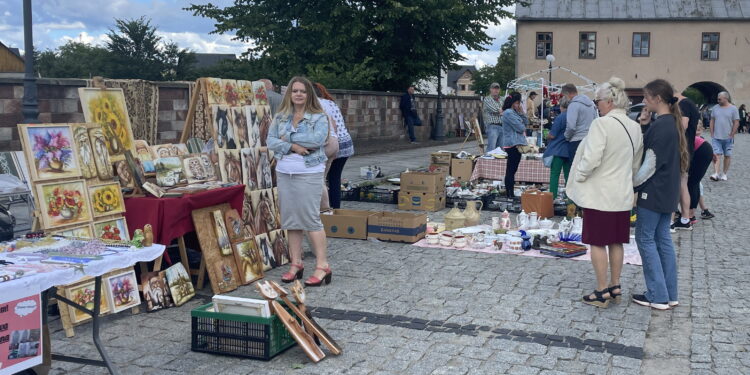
[124, 185, 245, 246]
[471, 158, 564, 185]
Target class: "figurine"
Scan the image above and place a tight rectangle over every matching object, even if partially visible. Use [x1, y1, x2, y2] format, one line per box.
[500, 210, 512, 230]
[131, 229, 144, 247]
[143, 224, 154, 247]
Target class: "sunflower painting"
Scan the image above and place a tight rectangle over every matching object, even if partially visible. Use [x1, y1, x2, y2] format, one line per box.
[79, 88, 136, 162]
[203, 78, 226, 105]
[88, 182, 125, 218]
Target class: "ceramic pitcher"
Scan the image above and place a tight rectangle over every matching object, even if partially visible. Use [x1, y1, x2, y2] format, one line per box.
[516, 210, 529, 229]
[463, 200, 484, 227]
[500, 209, 512, 230]
[528, 212, 539, 229]
[444, 203, 466, 231]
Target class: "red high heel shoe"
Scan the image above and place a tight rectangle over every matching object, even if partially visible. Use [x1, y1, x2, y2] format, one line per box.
[304, 266, 332, 287]
[281, 263, 304, 283]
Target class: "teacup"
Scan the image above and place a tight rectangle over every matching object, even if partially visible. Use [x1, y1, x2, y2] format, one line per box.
[453, 235, 467, 248]
[426, 233, 439, 245]
[439, 232, 454, 247]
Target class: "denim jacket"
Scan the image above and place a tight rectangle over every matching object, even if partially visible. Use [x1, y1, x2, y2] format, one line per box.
[266, 111, 329, 168]
[501, 108, 529, 147]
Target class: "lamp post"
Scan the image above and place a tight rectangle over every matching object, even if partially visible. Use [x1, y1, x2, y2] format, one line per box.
[22, 0, 39, 123]
[434, 56, 445, 141]
[545, 54, 555, 88]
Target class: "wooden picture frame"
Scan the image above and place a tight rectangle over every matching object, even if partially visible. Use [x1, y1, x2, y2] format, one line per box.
[164, 263, 195, 307]
[87, 126, 114, 180]
[92, 217, 130, 241]
[105, 270, 141, 313]
[78, 87, 137, 163]
[35, 179, 93, 230]
[218, 149, 242, 184]
[53, 224, 94, 238]
[72, 123, 99, 180]
[223, 209, 246, 242]
[88, 182, 125, 218]
[191, 204, 241, 294]
[232, 238, 264, 285]
[18, 123, 82, 182]
[64, 279, 111, 324]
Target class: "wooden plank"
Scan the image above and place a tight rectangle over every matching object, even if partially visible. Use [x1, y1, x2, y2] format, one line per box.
[179, 80, 202, 143]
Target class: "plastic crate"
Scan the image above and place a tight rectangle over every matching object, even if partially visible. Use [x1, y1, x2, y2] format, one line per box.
[191, 303, 296, 361]
[359, 187, 399, 204]
[341, 187, 361, 202]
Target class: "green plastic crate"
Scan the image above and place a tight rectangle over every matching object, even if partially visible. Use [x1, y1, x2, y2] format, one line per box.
[191, 302, 296, 360]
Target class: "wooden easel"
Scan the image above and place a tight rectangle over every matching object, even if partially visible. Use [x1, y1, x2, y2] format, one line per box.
[179, 78, 204, 143]
[458, 116, 486, 154]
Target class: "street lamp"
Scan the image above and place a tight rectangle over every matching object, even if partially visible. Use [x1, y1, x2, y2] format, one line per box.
[545, 54, 555, 87]
[434, 55, 445, 141]
[22, 0, 39, 123]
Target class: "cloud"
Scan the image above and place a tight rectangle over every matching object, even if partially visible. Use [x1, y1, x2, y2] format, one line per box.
[157, 31, 254, 55]
[59, 31, 110, 46]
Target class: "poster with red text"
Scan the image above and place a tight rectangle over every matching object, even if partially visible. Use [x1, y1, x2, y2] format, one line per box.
[0, 293, 43, 375]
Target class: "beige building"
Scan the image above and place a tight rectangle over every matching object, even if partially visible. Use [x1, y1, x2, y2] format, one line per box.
[447, 66, 478, 96]
[515, 0, 750, 105]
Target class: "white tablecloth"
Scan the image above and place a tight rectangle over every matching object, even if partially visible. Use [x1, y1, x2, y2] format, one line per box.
[0, 244, 165, 304]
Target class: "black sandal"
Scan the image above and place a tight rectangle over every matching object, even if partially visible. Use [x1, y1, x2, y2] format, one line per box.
[582, 289, 610, 308]
[608, 284, 622, 304]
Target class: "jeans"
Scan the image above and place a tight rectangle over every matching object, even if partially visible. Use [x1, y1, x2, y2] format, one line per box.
[568, 140, 582, 160]
[504, 146, 522, 198]
[404, 115, 420, 142]
[326, 157, 348, 209]
[635, 206, 678, 303]
[486, 124, 503, 151]
[549, 156, 571, 198]
[688, 143, 712, 209]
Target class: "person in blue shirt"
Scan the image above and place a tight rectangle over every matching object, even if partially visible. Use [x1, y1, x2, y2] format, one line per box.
[543, 96, 571, 198]
[501, 92, 529, 198]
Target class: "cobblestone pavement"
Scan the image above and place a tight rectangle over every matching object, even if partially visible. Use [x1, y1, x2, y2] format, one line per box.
[44, 136, 749, 374]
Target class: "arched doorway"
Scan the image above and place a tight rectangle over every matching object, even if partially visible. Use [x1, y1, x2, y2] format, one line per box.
[688, 81, 728, 104]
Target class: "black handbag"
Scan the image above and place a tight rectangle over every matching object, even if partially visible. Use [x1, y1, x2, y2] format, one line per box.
[0, 205, 15, 241]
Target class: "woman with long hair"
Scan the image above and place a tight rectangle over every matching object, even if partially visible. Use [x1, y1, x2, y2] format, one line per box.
[266, 76, 332, 286]
[632, 79, 690, 310]
[566, 77, 644, 308]
[500, 92, 528, 198]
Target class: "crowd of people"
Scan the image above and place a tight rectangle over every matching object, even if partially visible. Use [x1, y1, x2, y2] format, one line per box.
[482, 76, 742, 310]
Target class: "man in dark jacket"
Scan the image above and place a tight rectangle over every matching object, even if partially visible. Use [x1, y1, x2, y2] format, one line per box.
[400, 85, 421, 144]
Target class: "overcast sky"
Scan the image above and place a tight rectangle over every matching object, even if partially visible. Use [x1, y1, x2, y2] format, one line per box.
[0, 0, 515, 68]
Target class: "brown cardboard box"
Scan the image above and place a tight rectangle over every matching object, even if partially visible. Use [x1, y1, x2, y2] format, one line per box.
[400, 172, 445, 193]
[521, 189, 554, 219]
[428, 164, 450, 175]
[398, 190, 446, 211]
[320, 209, 373, 239]
[367, 212, 427, 243]
[450, 159, 474, 181]
[430, 152, 453, 165]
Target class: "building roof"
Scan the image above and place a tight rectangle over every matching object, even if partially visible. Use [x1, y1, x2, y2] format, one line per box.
[516, 0, 750, 21]
[0, 41, 24, 73]
[193, 53, 236, 70]
[447, 65, 477, 90]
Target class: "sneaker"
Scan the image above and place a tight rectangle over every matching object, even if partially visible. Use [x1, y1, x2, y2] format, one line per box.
[690, 217, 698, 224]
[632, 294, 669, 310]
[669, 224, 676, 233]
[701, 210, 715, 219]
[720, 173, 728, 181]
[672, 219, 692, 231]
[668, 301, 679, 308]
[709, 173, 720, 181]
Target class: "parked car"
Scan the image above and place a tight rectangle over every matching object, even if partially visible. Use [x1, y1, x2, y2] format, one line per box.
[627, 103, 645, 122]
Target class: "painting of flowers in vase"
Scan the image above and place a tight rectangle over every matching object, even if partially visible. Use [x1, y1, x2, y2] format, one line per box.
[18, 124, 81, 182]
[105, 270, 141, 313]
[36, 180, 93, 229]
[64, 279, 111, 323]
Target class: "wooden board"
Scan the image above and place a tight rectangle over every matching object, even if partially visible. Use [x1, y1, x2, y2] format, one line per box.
[191, 203, 242, 294]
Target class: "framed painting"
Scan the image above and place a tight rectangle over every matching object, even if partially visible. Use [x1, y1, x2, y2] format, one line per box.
[72, 124, 98, 180]
[218, 149, 242, 184]
[141, 271, 174, 312]
[78, 88, 136, 163]
[251, 81, 269, 106]
[254, 232, 275, 271]
[36, 179, 93, 230]
[124, 150, 146, 187]
[232, 107, 249, 149]
[87, 126, 114, 180]
[114, 160, 136, 189]
[256, 149, 274, 189]
[105, 270, 141, 313]
[174, 144, 189, 156]
[182, 155, 209, 184]
[203, 77, 226, 105]
[223, 79, 239, 106]
[232, 239, 264, 285]
[240, 147, 259, 191]
[64, 279, 111, 324]
[258, 106, 272, 147]
[93, 217, 130, 241]
[154, 157, 184, 187]
[18, 123, 81, 182]
[251, 189, 279, 234]
[164, 263, 195, 307]
[200, 154, 217, 181]
[53, 224, 94, 238]
[236, 80, 254, 106]
[191, 204, 241, 294]
[241, 189, 255, 236]
[243, 106, 261, 150]
[223, 209, 246, 242]
[211, 105, 237, 149]
[88, 182, 125, 218]
[151, 144, 174, 159]
[212, 210, 233, 256]
[269, 229, 290, 267]
[134, 140, 155, 173]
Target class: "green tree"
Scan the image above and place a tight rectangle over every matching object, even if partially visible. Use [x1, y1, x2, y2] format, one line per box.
[471, 34, 516, 96]
[187, 1, 517, 90]
[683, 87, 707, 106]
[35, 42, 110, 78]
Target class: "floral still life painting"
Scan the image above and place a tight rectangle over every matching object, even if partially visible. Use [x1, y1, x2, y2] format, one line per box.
[79, 88, 136, 162]
[65, 280, 111, 323]
[36, 180, 93, 229]
[106, 270, 141, 313]
[19, 124, 81, 182]
[88, 182, 125, 218]
[93, 217, 130, 241]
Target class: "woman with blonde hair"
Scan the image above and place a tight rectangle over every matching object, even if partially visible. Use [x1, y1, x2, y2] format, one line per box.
[266, 76, 332, 286]
[566, 77, 644, 308]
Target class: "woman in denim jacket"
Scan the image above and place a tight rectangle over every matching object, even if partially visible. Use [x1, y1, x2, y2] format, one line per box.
[266, 76, 332, 287]
[501, 92, 529, 198]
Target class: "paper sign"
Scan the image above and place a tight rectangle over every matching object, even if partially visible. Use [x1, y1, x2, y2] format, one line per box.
[0, 293, 43, 375]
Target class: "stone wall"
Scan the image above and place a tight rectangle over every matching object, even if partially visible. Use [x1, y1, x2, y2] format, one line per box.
[0, 78, 482, 151]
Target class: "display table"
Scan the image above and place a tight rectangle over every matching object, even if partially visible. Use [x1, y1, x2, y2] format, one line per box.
[0, 242, 165, 375]
[123, 184, 245, 288]
[471, 158, 565, 185]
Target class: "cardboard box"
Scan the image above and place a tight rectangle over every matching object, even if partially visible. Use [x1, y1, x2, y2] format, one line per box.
[400, 171, 445, 193]
[367, 212, 427, 243]
[430, 152, 453, 165]
[398, 191, 446, 212]
[521, 189, 554, 219]
[320, 209, 373, 239]
[428, 164, 450, 175]
[450, 159, 474, 181]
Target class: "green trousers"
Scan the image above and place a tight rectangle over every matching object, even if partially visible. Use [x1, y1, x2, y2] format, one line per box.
[550, 156, 571, 198]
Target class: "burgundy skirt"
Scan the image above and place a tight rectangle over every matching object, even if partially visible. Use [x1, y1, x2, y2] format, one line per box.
[582, 208, 630, 246]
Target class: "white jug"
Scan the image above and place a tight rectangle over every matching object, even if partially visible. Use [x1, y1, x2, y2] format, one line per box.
[528, 212, 539, 229]
[572, 216, 583, 234]
[516, 210, 529, 230]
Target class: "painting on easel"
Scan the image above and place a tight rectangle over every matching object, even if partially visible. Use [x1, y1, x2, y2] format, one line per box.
[79, 88, 136, 162]
[18, 123, 82, 182]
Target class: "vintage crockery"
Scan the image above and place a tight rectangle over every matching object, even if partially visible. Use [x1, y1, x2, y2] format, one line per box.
[507, 236, 523, 252]
[453, 235, 467, 248]
[439, 232, 454, 247]
[538, 218, 554, 229]
[500, 209, 512, 230]
[462, 200, 484, 227]
[426, 233, 439, 245]
[444, 203, 466, 231]
[572, 216, 583, 234]
[528, 212, 539, 229]
[516, 211, 529, 230]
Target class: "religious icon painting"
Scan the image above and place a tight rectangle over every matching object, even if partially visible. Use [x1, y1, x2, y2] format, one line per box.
[269, 229, 290, 267]
[72, 124, 98, 180]
[211, 105, 237, 149]
[243, 106, 261, 150]
[36, 179, 93, 230]
[78, 88, 136, 162]
[87, 126, 114, 180]
[240, 147, 259, 191]
[165, 263, 195, 307]
[232, 107, 249, 148]
[254, 232, 276, 271]
[18, 123, 82, 182]
[182, 155, 209, 184]
[223, 209, 246, 242]
[134, 140, 155, 173]
[236, 80, 254, 106]
[105, 270, 141, 313]
[212, 210, 233, 256]
[141, 271, 174, 312]
[203, 77, 226, 105]
[256, 149, 274, 189]
[218, 149, 242, 184]
[88, 182, 125, 218]
[154, 157, 184, 187]
[232, 239, 264, 285]
[64, 279, 111, 323]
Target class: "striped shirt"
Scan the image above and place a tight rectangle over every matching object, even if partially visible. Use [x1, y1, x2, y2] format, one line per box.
[483, 95, 503, 125]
